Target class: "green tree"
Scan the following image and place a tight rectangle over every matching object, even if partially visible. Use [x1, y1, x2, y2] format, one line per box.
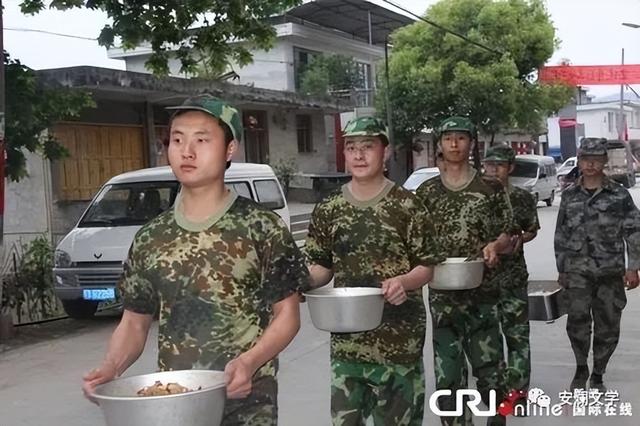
[4, 52, 94, 181]
[300, 54, 364, 98]
[20, 0, 302, 76]
[379, 0, 573, 145]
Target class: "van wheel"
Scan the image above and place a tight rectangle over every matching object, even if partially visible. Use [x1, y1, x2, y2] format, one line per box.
[545, 191, 554, 207]
[62, 300, 98, 319]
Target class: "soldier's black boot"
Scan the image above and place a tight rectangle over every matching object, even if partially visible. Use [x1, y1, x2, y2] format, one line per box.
[589, 373, 607, 393]
[570, 365, 589, 390]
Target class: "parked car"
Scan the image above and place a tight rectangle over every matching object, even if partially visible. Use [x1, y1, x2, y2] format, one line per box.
[510, 155, 557, 206]
[53, 163, 290, 319]
[556, 156, 577, 181]
[559, 165, 580, 191]
[403, 167, 440, 193]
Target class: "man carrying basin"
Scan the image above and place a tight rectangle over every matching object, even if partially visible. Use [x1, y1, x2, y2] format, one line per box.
[482, 144, 539, 398]
[555, 137, 640, 392]
[415, 116, 513, 426]
[305, 116, 444, 425]
[82, 95, 309, 425]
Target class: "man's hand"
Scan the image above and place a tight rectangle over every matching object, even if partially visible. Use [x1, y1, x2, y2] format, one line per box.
[82, 360, 118, 403]
[510, 234, 524, 254]
[224, 356, 255, 399]
[381, 277, 407, 305]
[625, 270, 639, 290]
[483, 242, 499, 268]
[558, 273, 568, 289]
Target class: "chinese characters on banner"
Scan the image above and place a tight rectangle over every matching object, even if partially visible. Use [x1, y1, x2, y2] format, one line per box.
[539, 65, 640, 85]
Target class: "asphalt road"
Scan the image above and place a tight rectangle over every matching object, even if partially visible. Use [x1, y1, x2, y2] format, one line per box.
[1, 188, 639, 425]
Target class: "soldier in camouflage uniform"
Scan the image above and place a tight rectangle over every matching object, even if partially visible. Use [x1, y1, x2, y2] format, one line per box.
[555, 137, 640, 392]
[305, 116, 444, 426]
[415, 117, 513, 426]
[82, 96, 309, 425]
[482, 145, 540, 393]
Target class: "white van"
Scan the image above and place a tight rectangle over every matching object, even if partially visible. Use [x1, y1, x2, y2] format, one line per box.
[403, 167, 440, 193]
[53, 163, 289, 319]
[511, 155, 557, 206]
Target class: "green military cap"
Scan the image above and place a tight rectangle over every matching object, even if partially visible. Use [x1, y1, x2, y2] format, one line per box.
[343, 116, 389, 144]
[483, 144, 516, 163]
[578, 137, 608, 157]
[167, 95, 243, 142]
[437, 116, 475, 135]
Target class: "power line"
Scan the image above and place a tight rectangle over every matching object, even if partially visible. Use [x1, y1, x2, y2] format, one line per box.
[4, 27, 97, 41]
[379, 0, 503, 56]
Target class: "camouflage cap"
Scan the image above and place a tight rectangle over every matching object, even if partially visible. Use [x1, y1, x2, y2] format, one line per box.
[483, 144, 515, 163]
[578, 137, 608, 157]
[343, 116, 389, 144]
[166, 95, 243, 142]
[438, 116, 475, 135]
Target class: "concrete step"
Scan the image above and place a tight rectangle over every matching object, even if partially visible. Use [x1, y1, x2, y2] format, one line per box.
[291, 220, 310, 233]
[291, 213, 312, 223]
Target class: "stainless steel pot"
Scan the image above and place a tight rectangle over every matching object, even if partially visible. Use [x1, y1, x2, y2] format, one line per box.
[304, 287, 384, 333]
[428, 257, 485, 290]
[92, 370, 226, 426]
[528, 280, 566, 321]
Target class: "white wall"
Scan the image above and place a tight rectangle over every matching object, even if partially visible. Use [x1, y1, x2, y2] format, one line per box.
[230, 42, 292, 91]
[261, 106, 331, 173]
[578, 106, 640, 140]
[3, 151, 53, 249]
[578, 109, 619, 139]
[547, 117, 561, 148]
[118, 22, 384, 93]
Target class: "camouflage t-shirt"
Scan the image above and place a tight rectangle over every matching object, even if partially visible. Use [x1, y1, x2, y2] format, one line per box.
[305, 180, 443, 365]
[495, 185, 540, 285]
[119, 191, 309, 379]
[415, 170, 513, 299]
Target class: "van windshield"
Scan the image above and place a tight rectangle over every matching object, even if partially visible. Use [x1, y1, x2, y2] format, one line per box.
[79, 182, 180, 227]
[511, 161, 539, 179]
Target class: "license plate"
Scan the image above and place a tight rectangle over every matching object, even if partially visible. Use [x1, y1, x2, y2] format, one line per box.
[83, 288, 115, 301]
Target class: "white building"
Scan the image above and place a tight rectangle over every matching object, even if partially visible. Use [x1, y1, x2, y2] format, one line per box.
[106, 0, 413, 174]
[577, 101, 640, 140]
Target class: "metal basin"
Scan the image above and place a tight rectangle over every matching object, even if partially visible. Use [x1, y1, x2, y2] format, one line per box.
[304, 287, 384, 333]
[92, 370, 226, 426]
[528, 280, 566, 322]
[428, 258, 485, 290]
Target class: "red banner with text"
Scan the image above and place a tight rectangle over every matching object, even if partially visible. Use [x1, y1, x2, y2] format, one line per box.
[539, 65, 640, 85]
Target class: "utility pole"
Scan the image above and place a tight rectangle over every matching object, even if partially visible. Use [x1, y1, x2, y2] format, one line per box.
[0, 0, 6, 265]
[619, 48, 625, 141]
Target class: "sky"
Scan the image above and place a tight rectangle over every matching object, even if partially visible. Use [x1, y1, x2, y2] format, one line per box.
[4, 0, 640, 98]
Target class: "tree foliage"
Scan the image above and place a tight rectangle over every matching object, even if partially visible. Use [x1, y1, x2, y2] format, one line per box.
[379, 0, 573, 145]
[4, 52, 95, 181]
[299, 54, 364, 98]
[20, 0, 302, 76]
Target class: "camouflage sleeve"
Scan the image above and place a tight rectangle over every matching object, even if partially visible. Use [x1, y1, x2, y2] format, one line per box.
[621, 191, 640, 270]
[554, 192, 570, 273]
[118, 233, 158, 315]
[521, 192, 541, 233]
[304, 203, 333, 269]
[259, 217, 311, 304]
[408, 207, 445, 267]
[491, 184, 514, 238]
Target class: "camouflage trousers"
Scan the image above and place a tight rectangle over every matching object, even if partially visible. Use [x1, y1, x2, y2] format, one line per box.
[222, 376, 277, 426]
[331, 359, 425, 426]
[563, 273, 627, 375]
[498, 284, 531, 391]
[429, 290, 506, 426]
